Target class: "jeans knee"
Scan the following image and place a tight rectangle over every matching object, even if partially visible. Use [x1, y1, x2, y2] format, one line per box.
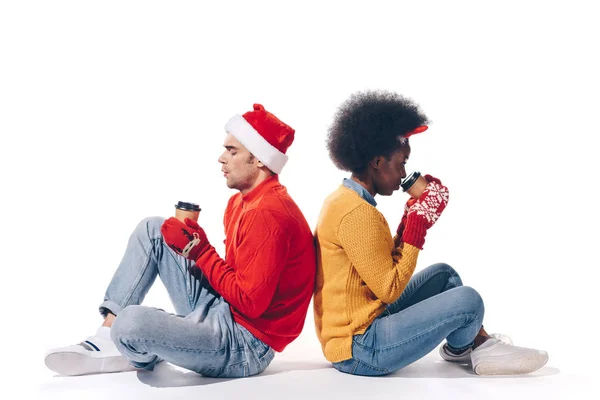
[430, 262, 455, 275]
[430, 262, 463, 285]
[111, 305, 153, 343]
[455, 286, 484, 316]
[135, 216, 165, 238]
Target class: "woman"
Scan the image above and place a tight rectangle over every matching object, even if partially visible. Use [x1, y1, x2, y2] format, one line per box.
[313, 90, 548, 376]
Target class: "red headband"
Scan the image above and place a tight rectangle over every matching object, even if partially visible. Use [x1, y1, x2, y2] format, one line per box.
[404, 125, 428, 138]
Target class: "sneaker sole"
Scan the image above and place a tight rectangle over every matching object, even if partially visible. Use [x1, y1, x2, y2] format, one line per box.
[45, 351, 134, 376]
[474, 352, 549, 375]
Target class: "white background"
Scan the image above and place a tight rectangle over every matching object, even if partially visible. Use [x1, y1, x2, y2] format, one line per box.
[1, 1, 598, 399]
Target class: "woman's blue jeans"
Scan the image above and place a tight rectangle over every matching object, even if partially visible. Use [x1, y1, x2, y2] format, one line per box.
[333, 263, 484, 376]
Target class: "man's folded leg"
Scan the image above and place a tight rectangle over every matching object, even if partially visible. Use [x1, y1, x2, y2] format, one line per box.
[110, 303, 274, 378]
[45, 216, 222, 376]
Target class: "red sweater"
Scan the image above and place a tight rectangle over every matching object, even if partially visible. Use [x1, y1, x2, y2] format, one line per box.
[195, 176, 316, 352]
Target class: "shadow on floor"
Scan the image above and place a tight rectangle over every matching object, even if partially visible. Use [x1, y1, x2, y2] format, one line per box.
[387, 360, 560, 379]
[135, 357, 560, 388]
[136, 359, 331, 388]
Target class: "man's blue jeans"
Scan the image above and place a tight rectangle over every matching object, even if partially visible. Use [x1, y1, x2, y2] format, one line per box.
[100, 217, 275, 378]
[333, 263, 484, 376]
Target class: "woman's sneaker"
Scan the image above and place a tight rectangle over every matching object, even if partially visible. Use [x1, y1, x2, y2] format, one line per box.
[470, 339, 549, 375]
[44, 327, 134, 376]
[439, 333, 513, 363]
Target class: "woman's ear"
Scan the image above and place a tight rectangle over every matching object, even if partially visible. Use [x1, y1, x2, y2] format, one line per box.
[370, 156, 382, 170]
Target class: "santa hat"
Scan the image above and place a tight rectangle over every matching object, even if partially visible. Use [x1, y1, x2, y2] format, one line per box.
[225, 104, 295, 174]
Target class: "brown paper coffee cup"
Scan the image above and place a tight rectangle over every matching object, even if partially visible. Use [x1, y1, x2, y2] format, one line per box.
[401, 172, 429, 199]
[174, 201, 201, 223]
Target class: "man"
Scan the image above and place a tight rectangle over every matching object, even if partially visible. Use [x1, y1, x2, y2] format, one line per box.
[45, 104, 316, 378]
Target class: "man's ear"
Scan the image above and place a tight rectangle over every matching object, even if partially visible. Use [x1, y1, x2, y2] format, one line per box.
[256, 159, 265, 168]
[370, 156, 382, 170]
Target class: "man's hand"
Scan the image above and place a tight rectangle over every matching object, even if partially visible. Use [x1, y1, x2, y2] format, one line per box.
[161, 217, 211, 260]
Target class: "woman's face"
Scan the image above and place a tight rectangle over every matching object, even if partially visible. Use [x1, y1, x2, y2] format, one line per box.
[372, 144, 411, 196]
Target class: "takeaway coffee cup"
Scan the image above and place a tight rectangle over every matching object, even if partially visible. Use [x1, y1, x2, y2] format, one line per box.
[401, 171, 428, 199]
[174, 201, 201, 223]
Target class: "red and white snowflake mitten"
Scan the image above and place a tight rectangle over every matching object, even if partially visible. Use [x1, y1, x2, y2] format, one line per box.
[402, 177, 449, 249]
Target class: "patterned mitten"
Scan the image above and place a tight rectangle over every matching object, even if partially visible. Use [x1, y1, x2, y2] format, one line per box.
[402, 176, 449, 249]
[161, 217, 211, 260]
[396, 197, 417, 237]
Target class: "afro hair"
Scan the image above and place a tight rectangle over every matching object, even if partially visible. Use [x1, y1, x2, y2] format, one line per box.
[327, 90, 429, 174]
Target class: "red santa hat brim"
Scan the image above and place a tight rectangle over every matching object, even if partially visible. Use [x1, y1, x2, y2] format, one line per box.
[225, 115, 289, 174]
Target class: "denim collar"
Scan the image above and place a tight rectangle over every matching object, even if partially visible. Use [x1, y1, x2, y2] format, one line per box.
[342, 178, 377, 207]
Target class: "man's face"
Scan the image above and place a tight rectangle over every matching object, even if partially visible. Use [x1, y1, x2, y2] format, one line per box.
[372, 144, 411, 196]
[218, 133, 261, 193]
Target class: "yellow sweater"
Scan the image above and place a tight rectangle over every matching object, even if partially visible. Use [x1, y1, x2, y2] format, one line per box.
[313, 185, 421, 362]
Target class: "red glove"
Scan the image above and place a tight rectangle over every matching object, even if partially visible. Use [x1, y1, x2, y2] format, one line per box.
[401, 175, 449, 249]
[161, 217, 211, 260]
[423, 174, 442, 185]
[396, 197, 417, 237]
[396, 174, 439, 236]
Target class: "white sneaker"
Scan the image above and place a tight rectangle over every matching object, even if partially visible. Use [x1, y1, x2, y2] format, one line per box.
[439, 333, 512, 362]
[44, 327, 134, 376]
[470, 338, 549, 375]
